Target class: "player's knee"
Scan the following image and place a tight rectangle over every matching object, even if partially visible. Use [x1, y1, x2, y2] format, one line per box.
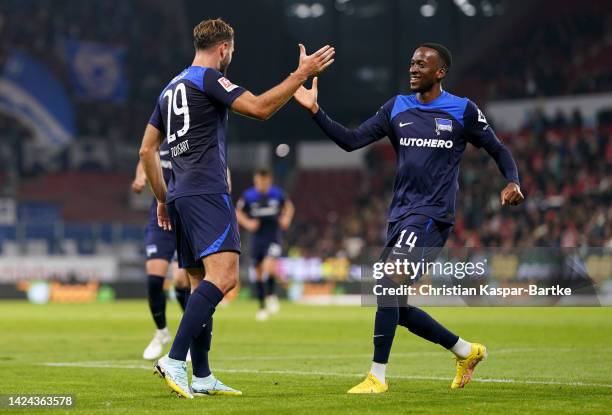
[398, 306, 411, 328]
[220, 273, 238, 293]
[375, 305, 399, 325]
[203, 251, 239, 293]
[173, 272, 190, 289]
[174, 279, 190, 290]
[207, 269, 238, 294]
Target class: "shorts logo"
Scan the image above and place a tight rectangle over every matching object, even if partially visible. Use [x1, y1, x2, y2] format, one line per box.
[267, 243, 282, 258]
[146, 244, 158, 257]
[434, 118, 453, 135]
[218, 77, 239, 93]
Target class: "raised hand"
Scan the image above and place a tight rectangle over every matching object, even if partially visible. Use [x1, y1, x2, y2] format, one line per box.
[295, 44, 335, 79]
[294, 77, 319, 114]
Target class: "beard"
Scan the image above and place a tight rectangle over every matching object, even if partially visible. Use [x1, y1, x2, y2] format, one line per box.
[410, 80, 435, 93]
[219, 56, 231, 74]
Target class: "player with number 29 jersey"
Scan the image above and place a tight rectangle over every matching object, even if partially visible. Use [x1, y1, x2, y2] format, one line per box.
[149, 67, 246, 202]
[140, 18, 336, 399]
[148, 66, 246, 268]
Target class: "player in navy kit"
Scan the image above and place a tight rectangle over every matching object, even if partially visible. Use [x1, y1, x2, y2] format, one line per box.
[139, 18, 334, 398]
[236, 168, 294, 320]
[294, 43, 524, 392]
[131, 141, 192, 361]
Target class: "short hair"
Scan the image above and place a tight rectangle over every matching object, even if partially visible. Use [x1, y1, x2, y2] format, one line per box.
[419, 42, 452, 70]
[254, 168, 272, 177]
[193, 18, 234, 51]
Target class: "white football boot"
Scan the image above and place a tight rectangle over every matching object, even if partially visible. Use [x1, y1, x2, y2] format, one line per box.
[143, 328, 171, 360]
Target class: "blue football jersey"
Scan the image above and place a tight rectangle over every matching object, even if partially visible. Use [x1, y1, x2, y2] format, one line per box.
[148, 66, 246, 202]
[313, 90, 519, 224]
[237, 185, 286, 242]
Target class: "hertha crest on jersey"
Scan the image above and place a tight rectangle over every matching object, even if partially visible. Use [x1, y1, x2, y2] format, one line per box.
[434, 118, 453, 135]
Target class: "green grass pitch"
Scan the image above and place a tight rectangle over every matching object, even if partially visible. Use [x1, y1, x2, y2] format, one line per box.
[1, 301, 611, 414]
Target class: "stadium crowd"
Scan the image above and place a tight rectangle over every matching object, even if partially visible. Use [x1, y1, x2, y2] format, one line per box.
[0, 0, 609, 160]
[461, 1, 612, 100]
[0, 0, 179, 144]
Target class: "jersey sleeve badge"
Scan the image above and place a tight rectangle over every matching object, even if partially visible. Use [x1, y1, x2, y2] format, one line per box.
[218, 77, 239, 92]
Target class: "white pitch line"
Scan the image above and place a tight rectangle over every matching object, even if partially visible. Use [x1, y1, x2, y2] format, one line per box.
[210, 347, 607, 361]
[42, 361, 612, 389]
[37, 347, 608, 365]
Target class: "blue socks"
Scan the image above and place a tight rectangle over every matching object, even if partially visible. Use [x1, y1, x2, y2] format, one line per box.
[191, 317, 213, 377]
[398, 304, 458, 349]
[175, 287, 190, 312]
[266, 276, 276, 296]
[372, 279, 459, 364]
[147, 275, 166, 330]
[169, 280, 223, 361]
[255, 281, 265, 309]
[372, 277, 399, 364]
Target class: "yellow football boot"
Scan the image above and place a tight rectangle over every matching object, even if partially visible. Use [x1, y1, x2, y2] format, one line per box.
[347, 373, 389, 394]
[451, 343, 487, 389]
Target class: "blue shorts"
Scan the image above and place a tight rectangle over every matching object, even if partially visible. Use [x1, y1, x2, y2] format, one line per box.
[167, 193, 241, 269]
[251, 238, 282, 265]
[144, 201, 176, 262]
[380, 214, 452, 280]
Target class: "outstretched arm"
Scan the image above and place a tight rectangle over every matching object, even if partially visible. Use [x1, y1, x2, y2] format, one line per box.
[483, 142, 524, 206]
[294, 77, 390, 152]
[464, 101, 524, 206]
[231, 44, 335, 120]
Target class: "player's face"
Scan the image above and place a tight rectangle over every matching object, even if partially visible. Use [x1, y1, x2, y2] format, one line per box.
[219, 39, 234, 73]
[409, 47, 445, 93]
[254, 174, 272, 192]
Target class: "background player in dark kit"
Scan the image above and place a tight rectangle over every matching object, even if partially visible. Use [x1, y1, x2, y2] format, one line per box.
[139, 18, 335, 398]
[236, 168, 295, 321]
[294, 43, 524, 393]
[132, 147, 191, 361]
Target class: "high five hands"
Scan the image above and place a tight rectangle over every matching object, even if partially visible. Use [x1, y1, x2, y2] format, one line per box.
[295, 44, 335, 80]
[294, 76, 320, 114]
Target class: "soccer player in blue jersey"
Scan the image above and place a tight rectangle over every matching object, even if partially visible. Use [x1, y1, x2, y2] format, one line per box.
[139, 18, 334, 398]
[294, 43, 524, 393]
[131, 144, 192, 361]
[236, 168, 294, 321]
